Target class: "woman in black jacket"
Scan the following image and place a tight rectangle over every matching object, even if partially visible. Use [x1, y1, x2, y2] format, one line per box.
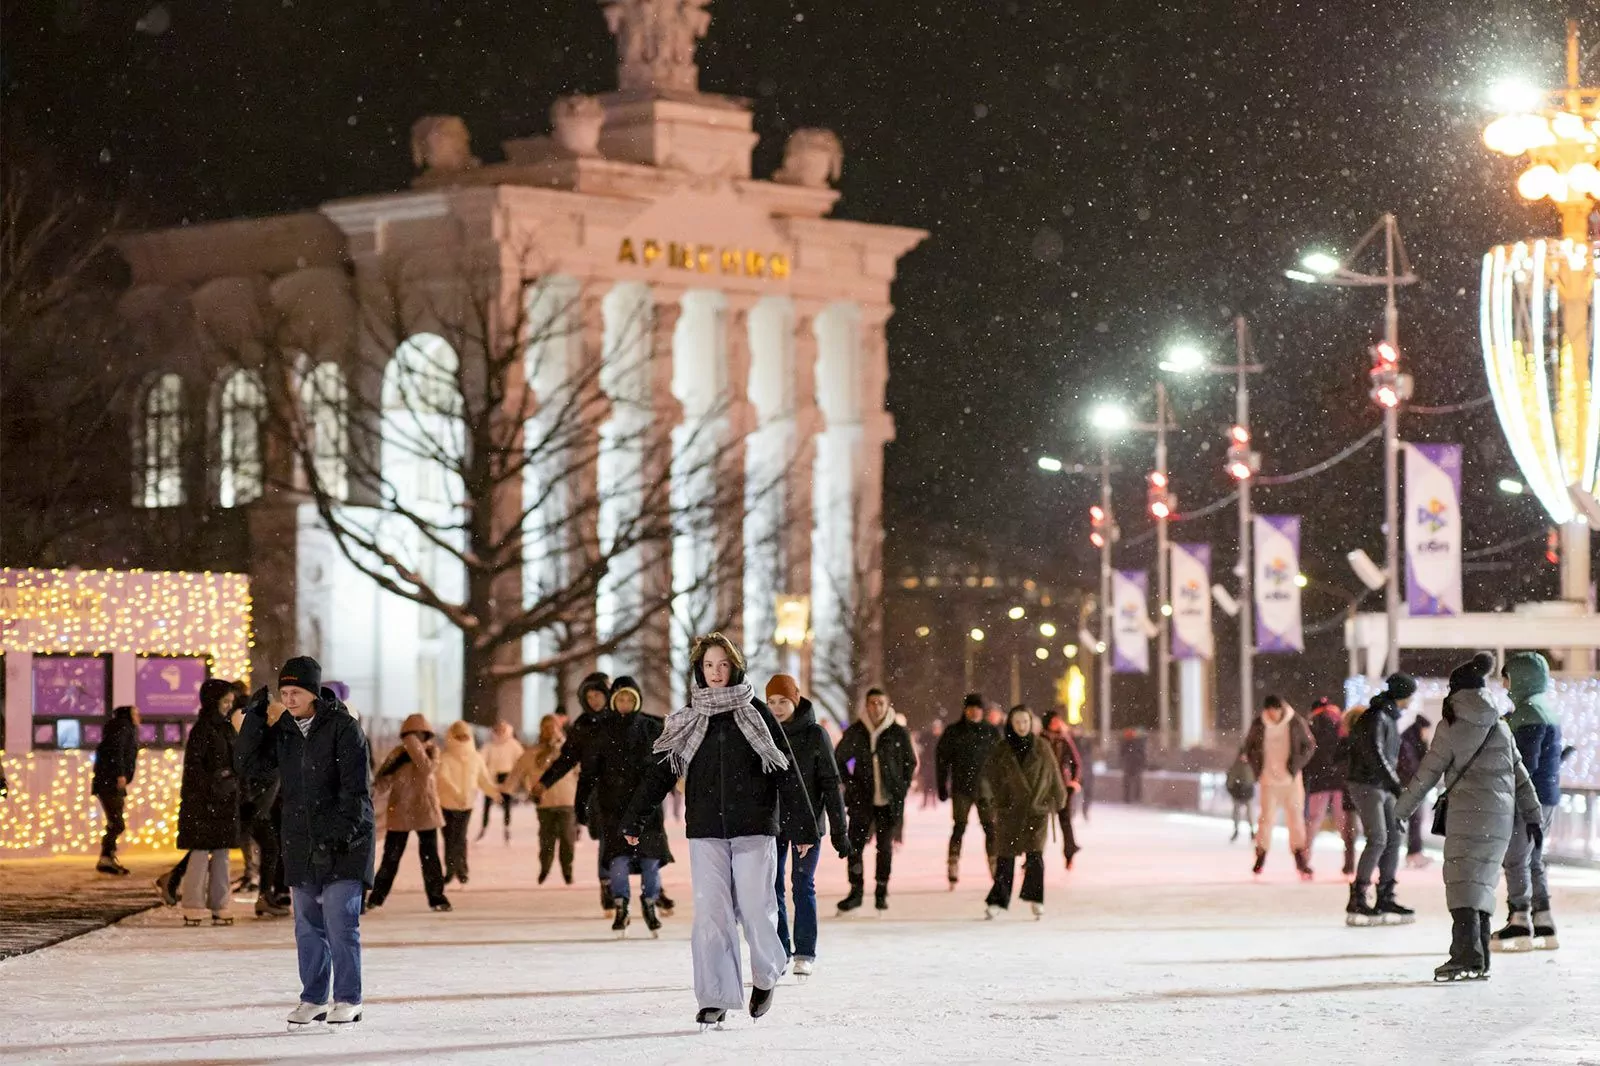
[1343, 673, 1418, 926]
[92, 704, 141, 875]
[588, 676, 673, 937]
[177, 679, 242, 924]
[621, 633, 823, 1030]
[765, 674, 849, 979]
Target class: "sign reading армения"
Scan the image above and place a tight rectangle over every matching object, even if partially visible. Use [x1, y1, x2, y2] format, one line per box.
[618, 238, 791, 280]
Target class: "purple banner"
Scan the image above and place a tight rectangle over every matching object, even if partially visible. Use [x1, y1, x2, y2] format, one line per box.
[32, 656, 108, 718]
[135, 657, 209, 717]
[1404, 443, 1464, 616]
[1253, 515, 1304, 654]
[1111, 570, 1150, 674]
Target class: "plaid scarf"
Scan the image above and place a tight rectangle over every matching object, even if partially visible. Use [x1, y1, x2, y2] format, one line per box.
[654, 681, 789, 777]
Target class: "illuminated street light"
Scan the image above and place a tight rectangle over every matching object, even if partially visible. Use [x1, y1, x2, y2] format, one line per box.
[1301, 251, 1342, 276]
[1294, 573, 1310, 588]
[915, 625, 931, 638]
[1035, 647, 1050, 661]
[1091, 403, 1132, 432]
[1159, 603, 1173, 617]
[1064, 643, 1079, 658]
[1038, 622, 1057, 638]
[1158, 343, 1207, 374]
[969, 628, 986, 642]
[1094, 641, 1107, 654]
[1488, 77, 1545, 114]
[1499, 478, 1526, 495]
[1007, 606, 1026, 620]
[1037, 455, 1064, 473]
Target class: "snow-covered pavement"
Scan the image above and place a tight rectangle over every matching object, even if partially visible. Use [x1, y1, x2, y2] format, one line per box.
[3, 802, 1597, 1066]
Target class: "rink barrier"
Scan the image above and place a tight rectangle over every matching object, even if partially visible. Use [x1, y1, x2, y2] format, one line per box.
[1098, 768, 1599, 867]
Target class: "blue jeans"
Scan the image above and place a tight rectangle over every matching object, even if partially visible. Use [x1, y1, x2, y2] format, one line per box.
[292, 879, 363, 1005]
[775, 838, 821, 961]
[608, 854, 660, 902]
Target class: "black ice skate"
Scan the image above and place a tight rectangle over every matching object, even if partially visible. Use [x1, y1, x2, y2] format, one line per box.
[836, 888, 864, 914]
[640, 898, 662, 938]
[1252, 848, 1267, 875]
[1293, 849, 1314, 880]
[656, 892, 676, 916]
[696, 1008, 727, 1031]
[947, 856, 959, 889]
[96, 855, 129, 876]
[211, 913, 235, 926]
[1435, 908, 1489, 982]
[430, 898, 453, 913]
[1345, 884, 1379, 927]
[1532, 909, 1559, 950]
[181, 914, 204, 927]
[612, 899, 631, 938]
[256, 895, 291, 919]
[601, 882, 616, 915]
[749, 984, 775, 1020]
[1374, 884, 1415, 925]
[153, 871, 178, 906]
[874, 885, 889, 912]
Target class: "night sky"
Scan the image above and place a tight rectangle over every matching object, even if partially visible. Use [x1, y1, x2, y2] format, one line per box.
[5, 0, 1590, 713]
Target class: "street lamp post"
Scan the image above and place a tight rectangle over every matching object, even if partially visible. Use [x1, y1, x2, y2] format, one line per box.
[1162, 318, 1264, 730]
[1290, 214, 1417, 676]
[1037, 451, 1114, 741]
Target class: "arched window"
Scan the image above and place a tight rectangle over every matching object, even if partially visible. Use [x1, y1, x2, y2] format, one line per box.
[216, 369, 265, 507]
[301, 361, 349, 500]
[137, 373, 185, 508]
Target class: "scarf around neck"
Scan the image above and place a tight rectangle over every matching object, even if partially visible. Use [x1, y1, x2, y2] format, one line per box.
[654, 681, 789, 777]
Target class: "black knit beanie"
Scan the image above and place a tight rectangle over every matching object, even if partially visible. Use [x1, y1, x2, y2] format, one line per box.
[1446, 652, 1495, 694]
[1384, 672, 1418, 700]
[278, 655, 322, 695]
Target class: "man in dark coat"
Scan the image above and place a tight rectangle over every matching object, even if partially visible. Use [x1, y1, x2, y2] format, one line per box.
[1343, 673, 1417, 923]
[1120, 729, 1149, 803]
[534, 671, 615, 912]
[177, 678, 243, 922]
[92, 704, 141, 875]
[585, 676, 673, 935]
[237, 656, 375, 1029]
[935, 692, 1000, 887]
[834, 687, 916, 912]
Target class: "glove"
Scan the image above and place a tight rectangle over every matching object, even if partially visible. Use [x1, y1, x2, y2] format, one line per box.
[1527, 822, 1544, 851]
[832, 834, 853, 860]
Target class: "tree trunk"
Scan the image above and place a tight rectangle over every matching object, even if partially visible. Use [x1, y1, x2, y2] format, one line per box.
[461, 631, 501, 728]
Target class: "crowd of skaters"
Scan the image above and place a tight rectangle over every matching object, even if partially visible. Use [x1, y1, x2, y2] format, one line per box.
[81, 636, 1576, 1028]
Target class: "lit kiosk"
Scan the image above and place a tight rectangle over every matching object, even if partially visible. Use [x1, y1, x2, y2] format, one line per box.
[0, 568, 252, 856]
[113, 0, 926, 729]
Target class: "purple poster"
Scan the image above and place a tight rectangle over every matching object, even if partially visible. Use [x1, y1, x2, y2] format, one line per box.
[32, 656, 108, 718]
[135, 657, 209, 717]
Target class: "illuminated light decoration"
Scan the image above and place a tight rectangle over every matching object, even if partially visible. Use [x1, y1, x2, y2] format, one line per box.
[1, 750, 186, 855]
[1034, 647, 1049, 660]
[915, 625, 931, 638]
[969, 628, 985, 642]
[1007, 606, 1026, 620]
[1480, 27, 1600, 525]
[1038, 622, 1058, 638]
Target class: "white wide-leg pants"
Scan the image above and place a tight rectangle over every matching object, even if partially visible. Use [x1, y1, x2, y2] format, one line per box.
[689, 835, 786, 1010]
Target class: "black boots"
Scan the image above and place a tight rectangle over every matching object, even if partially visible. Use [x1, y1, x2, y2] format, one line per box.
[612, 899, 630, 937]
[1435, 907, 1489, 981]
[1374, 882, 1415, 924]
[749, 984, 775, 1019]
[837, 886, 864, 913]
[874, 884, 889, 911]
[1345, 883, 1380, 926]
[601, 882, 616, 914]
[640, 898, 662, 937]
[1292, 849, 1314, 880]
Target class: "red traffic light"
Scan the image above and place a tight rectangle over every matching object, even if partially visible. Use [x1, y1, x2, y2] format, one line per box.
[1373, 340, 1398, 367]
[1229, 424, 1250, 445]
[1227, 459, 1254, 481]
[1089, 505, 1106, 524]
[1090, 531, 1106, 548]
[1148, 471, 1168, 490]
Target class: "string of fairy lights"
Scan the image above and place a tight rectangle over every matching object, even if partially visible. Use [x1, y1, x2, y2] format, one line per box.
[1, 568, 252, 855]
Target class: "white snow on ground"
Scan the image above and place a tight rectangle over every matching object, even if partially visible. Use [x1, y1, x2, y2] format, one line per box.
[2, 802, 1597, 1066]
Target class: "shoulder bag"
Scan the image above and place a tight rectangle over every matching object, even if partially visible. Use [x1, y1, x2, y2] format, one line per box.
[1430, 723, 1498, 836]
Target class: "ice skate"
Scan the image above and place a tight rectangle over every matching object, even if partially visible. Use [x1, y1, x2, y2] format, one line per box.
[1030, 902, 1044, 921]
[793, 958, 814, 981]
[749, 984, 775, 1020]
[430, 898, 453, 913]
[1345, 884, 1379, 927]
[656, 892, 676, 916]
[1252, 848, 1267, 875]
[696, 1008, 727, 1031]
[286, 1001, 330, 1032]
[1374, 884, 1415, 925]
[836, 888, 863, 914]
[153, 872, 178, 906]
[1293, 849, 1314, 881]
[640, 898, 661, 938]
[256, 895, 291, 919]
[984, 903, 1002, 920]
[1531, 910, 1559, 950]
[326, 1002, 363, 1027]
[600, 882, 616, 915]
[874, 886, 889, 913]
[211, 912, 235, 926]
[96, 855, 129, 876]
[1489, 911, 1532, 952]
[1433, 959, 1488, 982]
[612, 899, 631, 938]
[947, 856, 959, 889]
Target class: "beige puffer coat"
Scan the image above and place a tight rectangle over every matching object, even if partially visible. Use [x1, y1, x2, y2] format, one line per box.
[376, 716, 445, 832]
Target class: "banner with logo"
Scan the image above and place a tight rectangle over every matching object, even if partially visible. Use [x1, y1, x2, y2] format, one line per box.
[1404, 443, 1463, 616]
[1111, 569, 1150, 674]
[1170, 543, 1214, 659]
[1253, 515, 1303, 653]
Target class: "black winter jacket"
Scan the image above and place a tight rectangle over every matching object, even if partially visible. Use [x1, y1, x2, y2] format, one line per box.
[177, 707, 241, 850]
[836, 717, 917, 819]
[1397, 720, 1428, 784]
[540, 706, 608, 824]
[935, 717, 1000, 801]
[92, 711, 140, 795]
[622, 696, 818, 846]
[1301, 708, 1348, 793]
[236, 687, 376, 888]
[588, 710, 673, 865]
[1345, 696, 1403, 793]
[778, 699, 849, 848]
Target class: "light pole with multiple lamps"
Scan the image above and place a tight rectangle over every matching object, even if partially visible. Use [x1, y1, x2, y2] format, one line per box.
[1288, 215, 1418, 675]
[1160, 315, 1263, 726]
[1036, 451, 1115, 741]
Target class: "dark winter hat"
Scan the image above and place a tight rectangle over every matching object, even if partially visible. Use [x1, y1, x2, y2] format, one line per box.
[1447, 652, 1496, 694]
[577, 671, 611, 708]
[610, 675, 643, 712]
[963, 692, 985, 709]
[1384, 672, 1418, 700]
[200, 678, 236, 713]
[766, 674, 801, 704]
[278, 656, 322, 695]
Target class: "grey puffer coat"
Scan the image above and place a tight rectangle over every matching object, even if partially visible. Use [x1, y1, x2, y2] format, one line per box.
[1396, 689, 1540, 912]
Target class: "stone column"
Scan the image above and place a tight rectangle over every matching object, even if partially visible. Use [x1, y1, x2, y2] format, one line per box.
[789, 306, 822, 694]
[854, 304, 895, 689]
[718, 298, 758, 648]
[643, 290, 684, 706]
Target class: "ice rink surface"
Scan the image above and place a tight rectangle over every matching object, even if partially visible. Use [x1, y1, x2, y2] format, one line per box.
[3, 801, 1597, 1066]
